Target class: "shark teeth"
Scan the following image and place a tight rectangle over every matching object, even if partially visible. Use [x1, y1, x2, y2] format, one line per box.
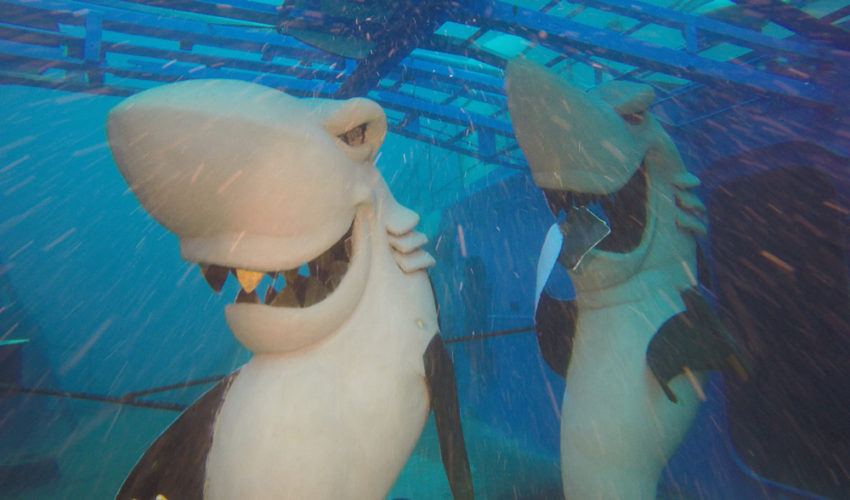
[198, 223, 353, 308]
[235, 269, 264, 293]
[542, 162, 648, 254]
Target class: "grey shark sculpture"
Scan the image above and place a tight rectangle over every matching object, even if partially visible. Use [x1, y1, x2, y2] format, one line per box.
[506, 58, 746, 500]
[107, 79, 474, 500]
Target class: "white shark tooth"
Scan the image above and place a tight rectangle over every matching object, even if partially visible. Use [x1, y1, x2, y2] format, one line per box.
[283, 269, 299, 284]
[200, 264, 229, 293]
[235, 269, 264, 293]
[302, 277, 330, 307]
[344, 237, 353, 259]
[270, 284, 301, 307]
[324, 260, 349, 289]
[235, 289, 260, 304]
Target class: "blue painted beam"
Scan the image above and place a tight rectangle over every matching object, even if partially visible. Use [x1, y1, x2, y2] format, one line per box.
[0, 8, 517, 147]
[0, 15, 346, 87]
[389, 125, 527, 171]
[2, 0, 337, 63]
[372, 89, 515, 136]
[568, 0, 831, 60]
[731, 0, 850, 51]
[0, 21, 78, 48]
[401, 57, 505, 94]
[0, 38, 72, 61]
[84, 0, 279, 25]
[103, 42, 343, 82]
[333, 0, 455, 97]
[462, 0, 834, 105]
[120, 57, 340, 94]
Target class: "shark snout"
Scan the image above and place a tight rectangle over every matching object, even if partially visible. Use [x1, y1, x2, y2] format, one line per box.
[107, 81, 369, 270]
[506, 57, 644, 194]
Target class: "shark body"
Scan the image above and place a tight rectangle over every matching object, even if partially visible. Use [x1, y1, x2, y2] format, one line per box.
[107, 80, 473, 500]
[507, 59, 744, 500]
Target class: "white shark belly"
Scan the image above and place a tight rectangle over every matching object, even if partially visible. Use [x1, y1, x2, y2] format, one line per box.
[560, 297, 703, 500]
[205, 259, 437, 500]
[205, 345, 430, 500]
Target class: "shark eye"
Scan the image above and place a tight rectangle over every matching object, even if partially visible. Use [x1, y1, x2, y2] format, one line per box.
[621, 112, 645, 126]
[338, 124, 367, 146]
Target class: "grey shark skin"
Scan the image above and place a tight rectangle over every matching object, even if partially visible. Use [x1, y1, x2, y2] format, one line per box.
[507, 58, 745, 500]
[107, 79, 473, 500]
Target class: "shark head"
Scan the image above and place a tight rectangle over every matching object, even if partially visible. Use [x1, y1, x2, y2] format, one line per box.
[507, 58, 705, 294]
[107, 79, 432, 354]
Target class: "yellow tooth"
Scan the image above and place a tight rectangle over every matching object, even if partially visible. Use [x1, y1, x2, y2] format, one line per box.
[235, 269, 264, 293]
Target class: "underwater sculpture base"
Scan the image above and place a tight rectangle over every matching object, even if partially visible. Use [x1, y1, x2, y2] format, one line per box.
[107, 79, 473, 500]
[507, 58, 745, 500]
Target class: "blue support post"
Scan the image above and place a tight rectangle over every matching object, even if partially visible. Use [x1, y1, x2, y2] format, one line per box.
[685, 20, 698, 54]
[463, 0, 833, 105]
[84, 12, 103, 86]
[478, 129, 495, 158]
[83, 12, 102, 63]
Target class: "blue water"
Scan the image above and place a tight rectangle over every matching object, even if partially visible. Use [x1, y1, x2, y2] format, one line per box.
[2, 2, 850, 499]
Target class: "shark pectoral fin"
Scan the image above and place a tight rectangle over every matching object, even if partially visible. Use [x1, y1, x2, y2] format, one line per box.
[557, 206, 611, 270]
[534, 291, 577, 377]
[423, 335, 475, 500]
[116, 372, 239, 500]
[680, 287, 751, 380]
[646, 287, 749, 404]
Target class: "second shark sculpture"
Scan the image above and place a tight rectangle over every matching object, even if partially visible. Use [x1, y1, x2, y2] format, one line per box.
[107, 79, 474, 500]
[506, 58, 747, 500]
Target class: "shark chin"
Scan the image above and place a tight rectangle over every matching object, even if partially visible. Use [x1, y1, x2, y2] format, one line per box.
[223, 208, 372, 355]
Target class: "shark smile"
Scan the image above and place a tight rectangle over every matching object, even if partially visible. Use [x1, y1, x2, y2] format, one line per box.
[542, 161, 649, 255]
[199, 220, 354, 309]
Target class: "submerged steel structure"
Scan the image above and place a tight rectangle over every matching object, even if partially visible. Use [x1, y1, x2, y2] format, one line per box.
[1, 0, 848, 169]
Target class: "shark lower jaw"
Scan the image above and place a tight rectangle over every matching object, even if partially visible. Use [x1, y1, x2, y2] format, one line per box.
[545, 159, 650, 257]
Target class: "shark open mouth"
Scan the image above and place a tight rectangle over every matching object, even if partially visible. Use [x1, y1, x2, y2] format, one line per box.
[542, 161, 648, 254]
[198, 223, 353, 309]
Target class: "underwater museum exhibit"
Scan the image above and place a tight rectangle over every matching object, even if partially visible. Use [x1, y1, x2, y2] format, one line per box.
[1, 0, 849, 499]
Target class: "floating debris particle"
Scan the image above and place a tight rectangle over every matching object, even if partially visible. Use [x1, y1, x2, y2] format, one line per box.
[759, 250, 795, 273]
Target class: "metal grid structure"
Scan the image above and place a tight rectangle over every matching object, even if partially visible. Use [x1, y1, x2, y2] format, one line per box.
[2, 0, 849, 171]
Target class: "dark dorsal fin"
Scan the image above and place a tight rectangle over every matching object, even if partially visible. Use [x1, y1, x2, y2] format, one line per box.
[646, 287, 749, 403]
[423, 334, 475, 500]
[116, 372, 239, 500]
[534, 291, 578, 377]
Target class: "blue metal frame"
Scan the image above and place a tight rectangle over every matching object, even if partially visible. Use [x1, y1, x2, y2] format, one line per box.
[1, 0, 847, 169]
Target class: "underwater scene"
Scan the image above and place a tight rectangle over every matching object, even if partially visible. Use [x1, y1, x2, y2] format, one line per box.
[1, 0, 849, 499]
